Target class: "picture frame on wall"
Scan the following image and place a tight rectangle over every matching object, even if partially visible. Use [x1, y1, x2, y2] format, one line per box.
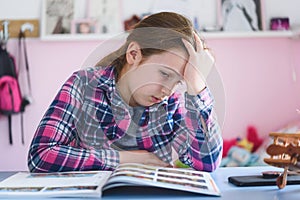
[71, 19, 98, 34]
[88, 0, 122, 34]
[41, 0, 75, 37]
[41, 0, 122, 39]
[217, 0, 264, 31]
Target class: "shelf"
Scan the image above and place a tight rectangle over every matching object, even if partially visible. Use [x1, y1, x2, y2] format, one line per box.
[202, 30, 297, 39]
[40, 33, 126, 41]
[39, 30, 300, 41]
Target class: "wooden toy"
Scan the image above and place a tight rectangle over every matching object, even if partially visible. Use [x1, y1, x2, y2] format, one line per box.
[264, 132, 300, 189]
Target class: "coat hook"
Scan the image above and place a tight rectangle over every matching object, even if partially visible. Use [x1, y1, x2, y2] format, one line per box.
[2, 20, 10, 41]
[21, 23, 34, 33]
[1, 20, 9, 47]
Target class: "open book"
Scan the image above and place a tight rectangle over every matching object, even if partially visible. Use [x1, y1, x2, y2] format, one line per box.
[0, 163, 220, 198]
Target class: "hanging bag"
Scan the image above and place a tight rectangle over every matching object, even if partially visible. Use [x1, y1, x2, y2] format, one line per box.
[0, 30, 31, 145]
[0, 46, 23, 144]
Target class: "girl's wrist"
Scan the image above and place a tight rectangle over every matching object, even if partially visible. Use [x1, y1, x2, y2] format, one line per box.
[186, 81, 206, 95]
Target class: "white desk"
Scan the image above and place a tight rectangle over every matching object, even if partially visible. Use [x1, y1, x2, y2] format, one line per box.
[0, 166, 299, 200]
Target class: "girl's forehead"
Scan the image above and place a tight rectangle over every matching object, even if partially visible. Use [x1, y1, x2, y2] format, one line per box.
[144, 49, 187, 75]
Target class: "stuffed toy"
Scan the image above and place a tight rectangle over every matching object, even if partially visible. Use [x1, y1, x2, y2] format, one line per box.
[222, 137, 239, 157]
[222, 125, 263, 157]
[220, 146, 259, 167]
[237, 138, 254, 152]
[221, 125, 263, 167]
[247, 125, 263, 152]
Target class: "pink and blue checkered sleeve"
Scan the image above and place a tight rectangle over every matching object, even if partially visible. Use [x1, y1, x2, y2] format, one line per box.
[172, 87, 223, 172]
[27, 71, 119, 172]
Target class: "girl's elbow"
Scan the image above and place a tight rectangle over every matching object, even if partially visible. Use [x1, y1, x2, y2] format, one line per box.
[27, 146, 50, 173]
[192, 152, 222, 172]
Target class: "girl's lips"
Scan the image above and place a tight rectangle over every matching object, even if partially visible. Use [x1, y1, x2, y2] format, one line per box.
[151, 96, 162, 103]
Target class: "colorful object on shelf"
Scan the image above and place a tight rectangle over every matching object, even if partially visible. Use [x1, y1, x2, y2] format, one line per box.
[124, 15, 141, 31]
[270, 17, 290, 30]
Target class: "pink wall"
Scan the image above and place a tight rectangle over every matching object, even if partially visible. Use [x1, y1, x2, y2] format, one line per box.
[208, 38, 300, 139]
[0, 37, 300, 171]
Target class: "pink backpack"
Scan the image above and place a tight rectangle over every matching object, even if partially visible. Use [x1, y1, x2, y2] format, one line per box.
[0, 75, 23, 114]
[0, 45, 30, 144]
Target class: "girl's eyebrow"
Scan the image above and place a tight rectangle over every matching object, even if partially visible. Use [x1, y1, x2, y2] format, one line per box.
[161, 65, 183, 77]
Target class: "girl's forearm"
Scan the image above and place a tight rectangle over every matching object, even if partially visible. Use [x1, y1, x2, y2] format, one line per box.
[119, 150, 170, 167]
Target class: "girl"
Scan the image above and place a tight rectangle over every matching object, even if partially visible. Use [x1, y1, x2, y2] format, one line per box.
[28, 12, 223, 172]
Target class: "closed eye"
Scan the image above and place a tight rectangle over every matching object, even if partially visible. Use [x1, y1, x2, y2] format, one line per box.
[160, 70, 170, 78]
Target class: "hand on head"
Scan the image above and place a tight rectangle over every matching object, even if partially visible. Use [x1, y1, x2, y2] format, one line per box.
[181, 32, 215, 95]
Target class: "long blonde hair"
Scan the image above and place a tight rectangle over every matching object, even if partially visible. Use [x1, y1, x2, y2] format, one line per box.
[96, 12, 196, 80]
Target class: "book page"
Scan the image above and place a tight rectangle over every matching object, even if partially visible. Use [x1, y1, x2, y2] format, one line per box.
[103, 163, 220, 196]
[0, 171, 112, 198]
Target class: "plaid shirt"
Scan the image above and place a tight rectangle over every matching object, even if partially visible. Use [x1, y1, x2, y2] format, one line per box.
[28, 66, 222, 172]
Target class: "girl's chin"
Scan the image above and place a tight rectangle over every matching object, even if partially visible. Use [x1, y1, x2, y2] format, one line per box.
[130, 99, 150, 107]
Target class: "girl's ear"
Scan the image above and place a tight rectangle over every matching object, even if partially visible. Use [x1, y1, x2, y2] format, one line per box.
[126, 42, 142, 65]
